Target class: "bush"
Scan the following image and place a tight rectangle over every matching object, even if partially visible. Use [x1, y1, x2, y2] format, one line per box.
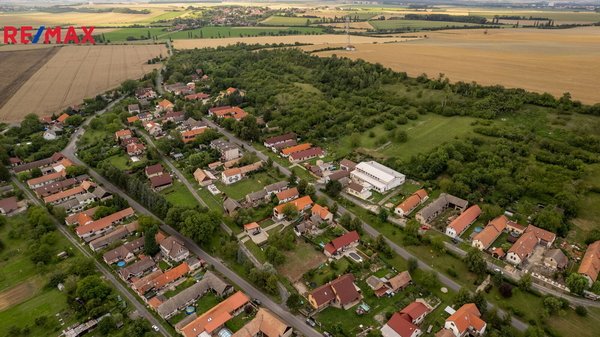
[499, 282, 513, 298]
[575, 305, 588, 317]
[446, 268, 458, 278]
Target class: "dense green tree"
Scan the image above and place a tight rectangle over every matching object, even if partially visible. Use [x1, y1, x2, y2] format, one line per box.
[566, 273, 589, 295]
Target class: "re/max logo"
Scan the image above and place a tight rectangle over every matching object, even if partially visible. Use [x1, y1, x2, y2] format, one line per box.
[2, 26, 95, 44]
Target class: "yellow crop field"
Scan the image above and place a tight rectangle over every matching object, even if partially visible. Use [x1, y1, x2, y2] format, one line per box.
[314, 27, 600, 104]
[0, 44, 166, 122]
[0, 10, 178, 27]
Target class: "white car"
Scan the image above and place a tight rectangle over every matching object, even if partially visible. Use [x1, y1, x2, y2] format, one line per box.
[152, 325, 159, 332]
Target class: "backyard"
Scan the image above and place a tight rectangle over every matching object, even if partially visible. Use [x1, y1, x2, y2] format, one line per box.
[161, 181, 199, 208]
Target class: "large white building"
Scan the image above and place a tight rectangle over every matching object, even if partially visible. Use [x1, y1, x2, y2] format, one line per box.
[350, 161, 405, 193]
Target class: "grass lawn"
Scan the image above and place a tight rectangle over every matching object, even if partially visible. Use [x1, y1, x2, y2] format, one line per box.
[306, 258, 351, 287]
[164, 278, 196, 298]
[277, 239, 326, 282]
[226, 311, 255, 332]
[549, 307, 600, 337]
[162, 181, 198, 208]
[107, 154, 133, 170]
[244, 240, 267, 263]
[158, 260, 170, 271]
[215, 171, 278, 200]
[195, 292, 221, 315]
[369, 19, 480, 30]
[197, 187, 224, 213]
[0, 288, 74, 337]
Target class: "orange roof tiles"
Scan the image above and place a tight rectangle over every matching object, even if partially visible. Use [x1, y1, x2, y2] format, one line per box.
[115, 129, 132, 139]
[127, 116, 140, 124]
[448, 205, 481, 234]
[281, 143, 311, 156]
[57, 113, 70, 123]
[223, 167, 242, 178]
[447, 303, 485, 335]
[181, 128, 207, 143]
[311, 204, 332, 220]
[158, 99, 174, 109]
[153, 262, 189, 289]
[75, 207, 134, 236]
[180, 291, 249, 337]
[209, 106, 248, 120]
[27, 170, 65, 186]
[43, 185, 84, 204]
[244, 222, 259, 231]
[524, 224, 556, 244]
[274, 195, 313, 214]
[508, 231, 538, 260]
[579, 240, 600, 284]
[396, 189, 428, 214]
[276, 187, 299, 201]
[473, 215, 508, 250]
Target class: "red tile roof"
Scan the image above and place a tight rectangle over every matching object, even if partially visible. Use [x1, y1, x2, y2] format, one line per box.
[180, 291, 249, 337]
[400, 301, 429, 322]
[396, 189, 428, 214]
[276, 187, 299, 202]
[289, 147, 323, 161]
[57, 113, 70, 123]
[324, 231, 360, 255]
[447, 303, 485, 335]
[273, 195, 313, 215]
[152, 262, 189, 289]
[281, 143, 311, 156]
[145, 164, 164, 176]
[43, 185, 84, 204]
[75, 207, 134, 236]
[386, 312, 420, 337]
[330, 273, 361, 306]
[448, 205, 481, 234]
[524, 224, 556, 244]
[181, 128, 207, 143]
[579, 240, 600, 283]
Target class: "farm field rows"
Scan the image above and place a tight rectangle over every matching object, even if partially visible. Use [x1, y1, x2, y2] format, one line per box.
[172, 33, 417, 49]
[0, 47, 59, 111]
[0, 44, 166, 122]
[368, 19, 480, 30]
[315, 27, 600, 104]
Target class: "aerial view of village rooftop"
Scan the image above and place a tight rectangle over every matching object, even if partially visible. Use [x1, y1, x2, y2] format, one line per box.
[0, 1, 599, 337]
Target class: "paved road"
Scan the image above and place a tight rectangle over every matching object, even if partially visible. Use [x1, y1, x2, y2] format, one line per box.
[61, 151, 321, 337]
[202, 119, 533, 332]
[12, 177, 173, 337]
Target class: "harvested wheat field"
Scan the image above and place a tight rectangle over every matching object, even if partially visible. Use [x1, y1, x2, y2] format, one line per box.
[0, 44, 166, 122]
[315, 27, 600, 104]
[0, 47, 59, 111]
[173, 34, 418, 49]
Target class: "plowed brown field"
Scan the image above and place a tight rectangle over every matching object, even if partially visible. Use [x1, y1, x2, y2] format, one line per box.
[0, 44, 166, 122]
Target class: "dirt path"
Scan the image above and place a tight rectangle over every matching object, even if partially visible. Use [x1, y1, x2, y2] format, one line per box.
[0, 278, 42, 311]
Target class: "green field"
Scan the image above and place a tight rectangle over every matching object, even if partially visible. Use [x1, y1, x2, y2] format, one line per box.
[104, 26, 324, 42]
[162, 181, 199, 208]
[260, 16, 315, 26]
[215, 171, 278, 200]
[369, 19, 480, 30]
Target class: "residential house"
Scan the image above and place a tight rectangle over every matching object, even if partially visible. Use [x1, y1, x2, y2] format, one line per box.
[437, 303, 486, 337]
[57, 192, 96, 213]
[160, 236, 190, 262]
[222, 168, 242, 185]
[367, 271, 412, 298]
[181, 127, 207, 143]
[119, 256, 156, 281]
[135, 87, 157, 100]
[43, 129, 57, 140]
[351, 161, 405, 193]
[395, 189, 429, 217]
[347, 182, 372, 200]
[43, 185, 86, 205]
[276, 187, 299, 204]
[156, 99, 175, 112]
[324, 170, 350, 185]
[138, 113, 153, 122]
[180, 118, 208, 131]
[263, 133, 297, 148]
[164, 111, 185, 123]
[145, 164, 164, 178]
[245, 189, 267, 206]
[8, 157, 22, 167]
[157, 271, 232, 319]
[506, 221, 526, 235]
[184, 92, 210, 102]
[281, 143, 311, 157]
[89, 221, 138, 252]
[579, 240, 600, 287]
[231, 308, 293, 337]
[244, 222, 269, 245]
[0, 197, 19, 215]
[289, 147, 324, 163]
[75, 207, 135, 239]
[445, 205, 481, 239]
[115, 129, 133, 142]
[128, 104, 140, 114]
[472, 215, 509, 250]
[27, 170, 65, 189]
[264, 181, 288, 197]
[103, 245, 135, 265]
[179, 291, 250, 337]
[273, 195, 313, 220]
[208, 106, 248, 121]
[272, 139, 297, 153]
[127, 116, 140, 124]
[92, 186, 112, 201]
[544, 249, 569, 270]
[311, 204, 333, 223]
[151, 262, 190, 292]
[340, 159, 357, 172]
[416, 193, 468, 226]
[144, 121, 163, 137]
[506, 231, 539, 266]
[164, 82, 194, 96]
[524, 225, 556, 247]
[308, 274, 362, 311]
[34, 177, 80, 198]
[150, 175, 173, 191]
[211, 139, 241, 161]
[65, 207, 97, 226]
[127, 143, 146, 156]
[193, 168, 216, 186]
[381, 312, 422, 337]
[324, 230, 360, 258]
[13, 152, 65, 174]
[56, 113, 70, 125]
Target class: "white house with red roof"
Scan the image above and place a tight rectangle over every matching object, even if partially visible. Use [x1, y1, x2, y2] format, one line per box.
[324, 231, 360, 258]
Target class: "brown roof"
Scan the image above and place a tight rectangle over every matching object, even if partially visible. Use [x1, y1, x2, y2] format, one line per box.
[43, 185, 84, 204]
[0, 197, 18, 213]
[330, 273, 361, 306]
[446, 303, 485, 335]
[388, 271, 412, 291]
[276, 187, 299, 202]
[145, 164, 164, 176]
[340, 159, 356, 170]
[396, 189, 428, 214]
[579, 240, 600, 283]
[525, 224, 556, 244]
[386, 312, 420, 337]
[180, 291, 249, 337]
[289, 147, 323, 161]
[448, 205, 481, 234]
[281, 143, 311, 155]
[231, 308, 290, 337]
[400, 301, 429, 322]
[473, 215, 508, 250]
[150, 174, 172, 188]
[325, 230, 360, 255]
[347, 182, 366, 193]
[75, 207, 135, 236]
[309, 284, 336, 308]
[508, 231, 538, 260]
[264, 133, 296, 146]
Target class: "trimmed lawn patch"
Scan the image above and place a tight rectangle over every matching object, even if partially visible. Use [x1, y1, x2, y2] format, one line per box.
[162, 181, 198, 208]
[216, 172, 278, 200]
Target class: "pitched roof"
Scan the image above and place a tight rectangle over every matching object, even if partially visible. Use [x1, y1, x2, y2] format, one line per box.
[158, 99, 174, 108]
[281, 143, 311, 156]
[289, 147, 323, 160]
[400, 301, 429, 322]
[57, 113, 70, 123]
[231, 308, 290, 337]
[75, 207, 135, 236]
[115, 129, 132, 138]
[417, 193, 468, 222]
[264, 133, 297, 146]
[396, 189, 428, 214]
[311, 204, 332, 220]
[150, 174, 172, 188]
[579, 240, 600, 283]
[180, 291, 249, 337]
[243, 222, 260, 231]
[473, 215, 508, 250]
[273, 195, 313, 215]
[127, 116, 140, 124]
[276, 187, 299, 201]
[209, 106, 248, 120]
[27, 169, 65, 186]
[507, 231, 538, 260]
[181, 128, 207, 143]
[145, 164, 164, 176]
[446, 303, 485, 335]
[525, 224, 556, 244]
[324, 231, 360, 255]
[119, 256, 155, 278]
[545, 249, 568, 268]
[385, 312, 420, 337]
[447, 205, 481, 234]
[0, 197, 18, 213]
[65, 207, 97, 225]
[153, 262, 190, 289]
[309, 284, 336, 307]
[223, 167, 242, 178]
[340, 159, 357, 170]
[185, 92, 210, 100]
[264, 181, 288, 193]
[330, 273, 361, 306]
[388, 271, 412, 291]
[43, 185, 85, 204]
[126, 142, 145, 154]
